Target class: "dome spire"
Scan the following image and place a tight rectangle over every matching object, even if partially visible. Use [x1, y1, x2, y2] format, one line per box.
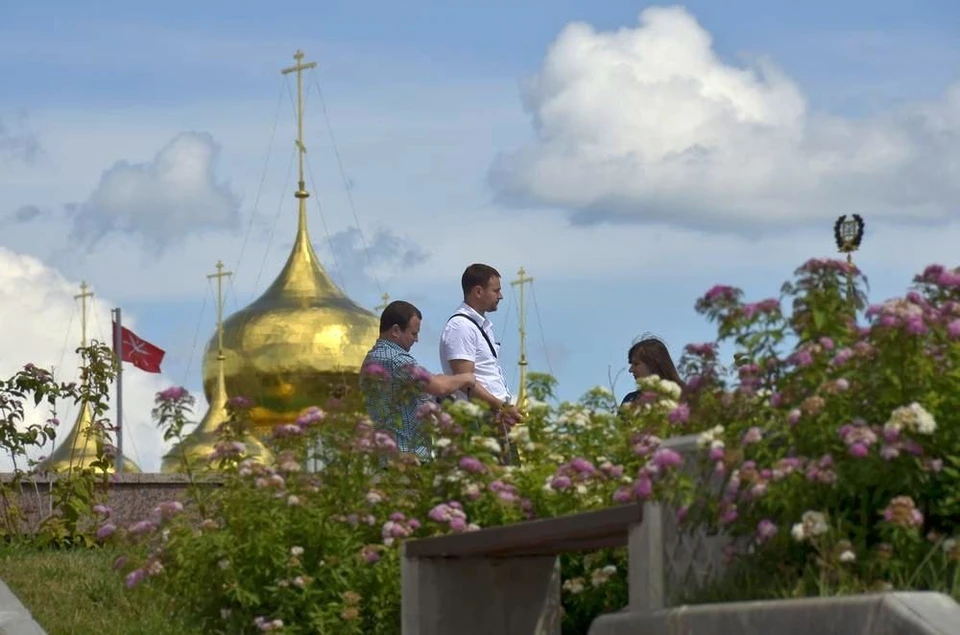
[37, 281, 141, 474]
[162, 262, 271, 472]
[282, 49, 318, 203]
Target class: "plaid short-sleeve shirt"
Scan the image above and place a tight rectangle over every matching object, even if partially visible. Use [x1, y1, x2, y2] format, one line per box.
[359, 339, 432, 459]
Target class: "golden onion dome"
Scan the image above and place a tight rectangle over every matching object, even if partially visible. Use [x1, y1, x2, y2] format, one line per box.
[35, 400, 141, 474]
[162, 353, 273, 473]
[200, 205, 380, 436]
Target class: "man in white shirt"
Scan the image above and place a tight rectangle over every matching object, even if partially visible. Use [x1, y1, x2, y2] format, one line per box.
[439, 263, 522, 435]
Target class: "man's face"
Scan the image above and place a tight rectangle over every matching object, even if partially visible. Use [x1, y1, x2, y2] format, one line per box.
[394, 315, 421, 352]
[477, 277, 503, 313]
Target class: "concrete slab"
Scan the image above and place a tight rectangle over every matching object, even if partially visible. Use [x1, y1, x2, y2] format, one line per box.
[587, 592, 960, 635]
[0, 580, 46, 635]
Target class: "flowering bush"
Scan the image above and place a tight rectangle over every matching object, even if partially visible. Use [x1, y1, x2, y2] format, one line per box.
[100, 258, 960, 633]
[0, 342, 118, 546]
[671, 260, 960, 601]
[105, 365, 688, 633]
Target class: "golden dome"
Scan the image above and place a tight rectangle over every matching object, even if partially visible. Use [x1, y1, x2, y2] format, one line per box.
[162, 358, 273, 473]
[201, 50, 380, 436]
[200, 205, 380, 435]
[35, 400, 142, 474]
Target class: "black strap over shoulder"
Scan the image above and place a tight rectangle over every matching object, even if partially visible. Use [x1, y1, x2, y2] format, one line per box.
[447, 313, 497, 359]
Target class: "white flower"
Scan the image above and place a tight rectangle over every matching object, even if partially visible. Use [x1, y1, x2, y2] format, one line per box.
[697, 425, 725, 449]
[792, 511, 830, 542]
[452, 400, 483, 417]
[526, 397, 549, 411]
[507, 425, 530, 442]
[839, 550, 856, 563]
[290, 546, 304, 557]
[790, 523, 806, 542]
[365, 490, 383, 505]
[576, 484, 588, 495]
[885, 402, 937, 435]
[562, 578, 585, 594]
[590, 564, 617, 586]
[478, 437, 502, 454]
[942, 538, 957, 553]
[435, 437, 452, 449]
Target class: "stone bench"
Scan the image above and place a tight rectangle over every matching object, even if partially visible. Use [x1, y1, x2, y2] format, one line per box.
[401, 503, 665, 635]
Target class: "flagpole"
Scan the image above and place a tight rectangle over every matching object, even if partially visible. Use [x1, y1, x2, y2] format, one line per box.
[112, 308, 124, 475]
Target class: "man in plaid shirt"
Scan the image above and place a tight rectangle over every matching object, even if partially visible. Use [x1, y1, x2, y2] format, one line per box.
[360, 300, 476, 459]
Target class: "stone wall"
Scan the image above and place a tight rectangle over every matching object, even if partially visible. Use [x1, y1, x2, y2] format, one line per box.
[0, 473, 222, 533]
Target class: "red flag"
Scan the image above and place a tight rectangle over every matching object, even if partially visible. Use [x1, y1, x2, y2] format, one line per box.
[112, 322, 165, 373]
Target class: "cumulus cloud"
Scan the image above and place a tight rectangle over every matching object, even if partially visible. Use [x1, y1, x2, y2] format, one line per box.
[70, 132, 241, 253]
[323, 226, 429, 290]
[0, 204, 43, 225]
[490, 6, 960, 232]
[0, 114, 40, 164]
[0, 247, 187, 472]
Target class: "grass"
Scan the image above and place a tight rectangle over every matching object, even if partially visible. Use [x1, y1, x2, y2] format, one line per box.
[0, 544, 204, 635]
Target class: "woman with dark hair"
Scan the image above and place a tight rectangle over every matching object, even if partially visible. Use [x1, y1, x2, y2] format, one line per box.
[620, 336, 685, 407]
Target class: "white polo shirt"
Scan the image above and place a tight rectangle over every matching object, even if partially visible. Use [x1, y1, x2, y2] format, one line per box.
[439, 302, 511, 402]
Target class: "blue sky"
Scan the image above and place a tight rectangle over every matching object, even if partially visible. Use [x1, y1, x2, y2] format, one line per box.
[0, 1, 958, 469]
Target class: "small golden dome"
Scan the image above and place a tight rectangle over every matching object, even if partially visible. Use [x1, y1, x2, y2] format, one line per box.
[162, 357, 273, 473]
[36, 400, 141, 474]
[200, 206, 380, 436]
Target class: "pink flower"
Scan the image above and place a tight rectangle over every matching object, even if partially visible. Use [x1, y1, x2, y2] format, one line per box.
[633, 476, 653, 499]
[848, 443, 869, 458]
[459, 456, 485, 474]
[756, 519, 777, 543]
[125, 568, 147, 589]
[880, 444, 900, 460]
[93, 504, 112, 516]
[684, 343, 718, 359]
[788, 409, 801, 425]
[667, 403, 690, 425]
[832, 348, 854, 366]
[408, 365, 431, 384]
[374, 432, 399, 453]
[96, 523, 116, 540]
[612, 487, 632, 504]
[361, 545, 381, 563]
[569, 457, 596, 474]
[272, 423, 302, 438]
[550, 475, 572, 491]
[296, 407, 325, 427]
[793, 350, 814, 367]
[947, 319, 960, 340]
[158, 386, 189, 402]
[651, 448, 683, 469]
[449, 517, 467, 532]
[882, 496, 924, 528]
[719, 505, 738, 525]
[708, 446, 724, 462]
[741, 427, 763, 446]
[128, 520, 156, 536]
[227, 396, 253, 409]
[703, 285, 738, 303]
[819, 337, 835, 351]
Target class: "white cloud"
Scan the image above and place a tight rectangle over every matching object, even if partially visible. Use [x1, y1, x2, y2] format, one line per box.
[489, 6, 960, 232]
[0, 113, 40, 164]
[0, 247, 192, 472]
[70, 132, 241, 253]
